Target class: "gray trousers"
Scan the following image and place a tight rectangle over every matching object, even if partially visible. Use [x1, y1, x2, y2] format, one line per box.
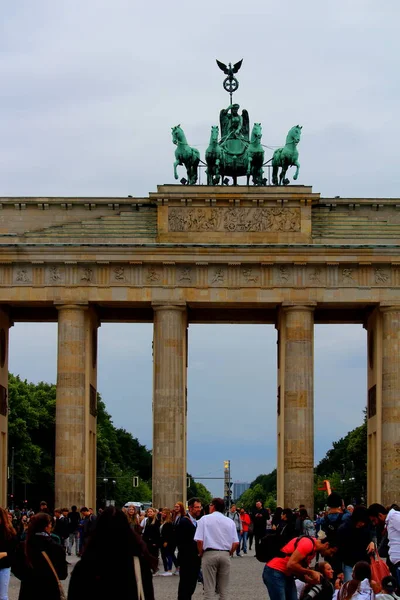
[202, 550, 231, 600]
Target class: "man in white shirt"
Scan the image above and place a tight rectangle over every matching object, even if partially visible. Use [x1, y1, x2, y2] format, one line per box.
[194, 497, 239, 600]
[386, 506, 400, 587]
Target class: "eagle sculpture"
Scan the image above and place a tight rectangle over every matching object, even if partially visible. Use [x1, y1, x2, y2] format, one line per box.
[216, 59, 243, 78]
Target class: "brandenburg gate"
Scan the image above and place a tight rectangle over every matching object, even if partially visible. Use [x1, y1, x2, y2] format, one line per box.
[0, 185, 399, 512]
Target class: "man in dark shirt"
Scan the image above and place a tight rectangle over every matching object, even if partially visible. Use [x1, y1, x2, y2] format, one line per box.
[175, 497, 202, 600]
[67, 505, 81, 556]
[251, 500, 269, 553]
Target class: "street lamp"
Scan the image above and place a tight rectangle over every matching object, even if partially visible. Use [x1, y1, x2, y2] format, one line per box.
[103, 478, 108, 506]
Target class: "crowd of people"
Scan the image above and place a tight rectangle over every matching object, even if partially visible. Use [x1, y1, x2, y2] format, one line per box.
[0, 492, 398, 600]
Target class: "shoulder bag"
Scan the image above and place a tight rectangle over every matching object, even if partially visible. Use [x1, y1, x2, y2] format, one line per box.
[133, 556, 145, 600]
[41, 551, 67, 600]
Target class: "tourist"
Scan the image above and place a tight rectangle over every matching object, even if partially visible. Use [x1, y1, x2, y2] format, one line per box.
[173, 502, 186, 525]
[126, 505, 141, 535]
[272, 507, 283, 530]
[337, 561, 378, 600]
[251, 500, 270, 553]
[226, 504, 242, 556]
[68, 506, 156, 600]
[299, 508, 316, 538]
[12, 512, 68, 600]
[159, 508, 178, 575]
[337, 506, 375, 582]
[194, 497, 239, 600]
[376, 575, 400, 600]
[320, 493, 351, 577]
[79, 507, 96, 554]
[175, 497, 202, 600]
[300, 561, 336, 600]
[142, 508, 160, 561]
[384, 505, 400, 587]
[0, 506, 18, 600]
[262, 532, 338, 600]
[67, 506, 80, 557]
[53, 508, 69, 549]
[276, 509, 297, 547]
[239, 507, 251, 554]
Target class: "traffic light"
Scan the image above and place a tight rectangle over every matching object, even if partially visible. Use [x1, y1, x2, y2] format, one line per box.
[132, 476, 139, 487]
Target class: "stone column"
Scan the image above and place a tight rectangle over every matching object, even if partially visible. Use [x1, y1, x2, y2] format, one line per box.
[0, 308, 11, 508]
[282, 304, 315, 514]
[381, 307, 400, 504]
[55, 304, 98, 509]
[152, 304, 187, 509]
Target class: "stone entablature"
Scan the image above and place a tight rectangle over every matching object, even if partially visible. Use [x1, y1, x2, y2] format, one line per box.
[2, 186, 400, 245]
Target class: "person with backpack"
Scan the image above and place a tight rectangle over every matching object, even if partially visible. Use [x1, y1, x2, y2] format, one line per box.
[320, 493, 351, 577]
[337, 506, 375, 582]
[262, 533, 338, 600]
[226, 504, 242, 556]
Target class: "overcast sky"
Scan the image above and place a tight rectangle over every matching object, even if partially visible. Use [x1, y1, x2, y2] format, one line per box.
[3, 0, 394, 497]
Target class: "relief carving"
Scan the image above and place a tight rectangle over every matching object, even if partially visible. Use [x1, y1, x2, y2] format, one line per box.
[342, 268, 355, 283]
[50, 266, 62, 282]
[242, 268, 259, 283]
[81, 268, 93, 282]
[279, 266, 290, 282]
[16, 269, 30, 283]
[178, 268, 192, 282]
[375, 268, 389, 284]
[211, 268, 225, 283]
[113, 266, 125, 281]
[146, 267, 161, 283]
[168, 207, 301, 232]
[309, 268, 321, 283]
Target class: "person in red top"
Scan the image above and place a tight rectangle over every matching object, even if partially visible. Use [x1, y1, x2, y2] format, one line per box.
[262, 534, 338, 600]
[239, 508, 251, 554]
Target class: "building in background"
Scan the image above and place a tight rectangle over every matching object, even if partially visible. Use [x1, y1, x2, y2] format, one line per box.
[233, 482, 250, 501]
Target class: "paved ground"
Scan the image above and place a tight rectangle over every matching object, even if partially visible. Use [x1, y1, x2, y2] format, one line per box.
[9, 547, 267, 599]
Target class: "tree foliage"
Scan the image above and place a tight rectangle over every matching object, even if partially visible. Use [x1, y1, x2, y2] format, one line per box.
[237, 411, 367, 511]
[7, 374, 152, 509]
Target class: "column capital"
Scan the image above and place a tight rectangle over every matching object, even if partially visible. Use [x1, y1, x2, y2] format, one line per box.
[54, 302, 88, 311]
[281, 302, 317, 313]
[152, 302, 187, 313]
[380, 304, 400, 314]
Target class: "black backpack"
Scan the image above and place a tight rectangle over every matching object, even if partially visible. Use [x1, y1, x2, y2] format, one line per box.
[321, 513, 343, 546]
[256, 533, 315, 563]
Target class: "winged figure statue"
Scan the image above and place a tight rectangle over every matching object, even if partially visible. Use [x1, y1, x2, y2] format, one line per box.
[216, 59, 243, 78]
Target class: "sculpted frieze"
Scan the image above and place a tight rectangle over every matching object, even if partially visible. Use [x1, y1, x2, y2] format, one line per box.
[6, 262, 400, 290]
[168, 207, 301, 232]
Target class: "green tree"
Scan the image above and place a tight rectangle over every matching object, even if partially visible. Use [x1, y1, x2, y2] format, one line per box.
[7, 374, 153, 509]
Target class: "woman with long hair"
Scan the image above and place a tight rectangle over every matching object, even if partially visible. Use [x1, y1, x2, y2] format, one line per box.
[0, 506, 18, 600]
[173, 502, 186, 525]
[126, 505, 141, 535]
[142, 508, 160, 562]
[159, 508, 178, 576]
[339, 561, 377, 600]
[12, 512, 68, 600]
[337, 506, 375, 582]
[300, 561, 335, 600]
[68, 506, 156, 600]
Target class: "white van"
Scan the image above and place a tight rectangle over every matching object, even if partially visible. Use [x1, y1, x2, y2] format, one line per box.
[124, 501, 144, 512]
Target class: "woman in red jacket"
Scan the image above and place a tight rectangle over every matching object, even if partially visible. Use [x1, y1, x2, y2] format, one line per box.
[239, 508, 251, 554]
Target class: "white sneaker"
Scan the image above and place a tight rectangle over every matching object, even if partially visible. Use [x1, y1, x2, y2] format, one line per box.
[161, 572, 173, 576]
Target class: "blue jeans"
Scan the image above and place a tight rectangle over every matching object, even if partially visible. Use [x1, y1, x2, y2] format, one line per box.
[240, 531, 248, 553]
[343, 564, 353, 582]
[263, 565, 297, 600]
[0, 567, 11, 600]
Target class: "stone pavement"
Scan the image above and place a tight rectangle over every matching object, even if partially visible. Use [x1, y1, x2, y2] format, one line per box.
[8, 547, 268, 600]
